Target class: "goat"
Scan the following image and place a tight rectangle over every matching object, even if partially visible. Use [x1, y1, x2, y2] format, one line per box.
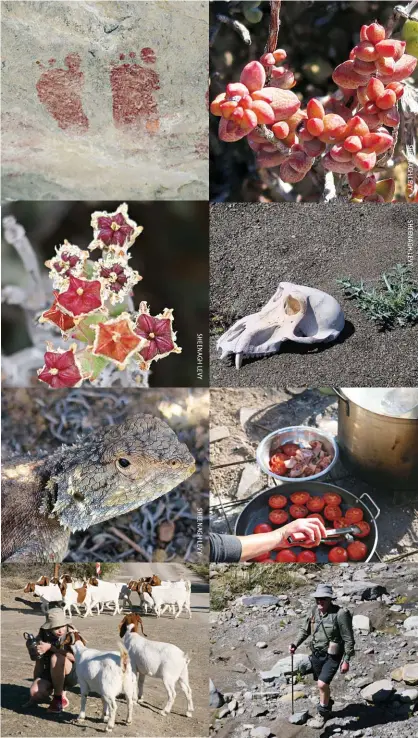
[64, 631, 135, 732]
[23, 582, 62, 613]
[58, 581, 86, 617]
[119, 613, 193, 717]
[142, 583, 192, 619]
[83, 582, 121, 617]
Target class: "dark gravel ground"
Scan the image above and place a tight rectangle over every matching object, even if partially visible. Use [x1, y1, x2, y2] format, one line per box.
[210, 203, 418, 387]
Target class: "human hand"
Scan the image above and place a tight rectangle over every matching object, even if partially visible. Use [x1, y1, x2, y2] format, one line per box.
[36, 641, 51, 656]
[280, 517, 327, 547]
[340, 660, 349, 673]
[289, 644, 297, 654]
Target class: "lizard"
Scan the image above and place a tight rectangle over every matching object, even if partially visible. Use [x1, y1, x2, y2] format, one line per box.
[1, 413, 196, 562]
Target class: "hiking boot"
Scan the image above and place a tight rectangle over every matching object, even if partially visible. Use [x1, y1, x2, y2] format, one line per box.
[307, 713, 328, 729]
[47, 696, 63, 713]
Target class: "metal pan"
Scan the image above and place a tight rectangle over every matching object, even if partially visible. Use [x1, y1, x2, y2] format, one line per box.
[234, 481, 380, 563]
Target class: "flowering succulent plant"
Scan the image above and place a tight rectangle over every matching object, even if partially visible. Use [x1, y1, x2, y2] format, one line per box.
[211, 16, 417, 202]
[37, 204, 181, 388]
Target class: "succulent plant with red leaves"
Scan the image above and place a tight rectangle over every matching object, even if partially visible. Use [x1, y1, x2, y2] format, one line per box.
[135, 302, 182, 371]
[211, 16, 416, 201]
[37, 204, 181, 388]
[92, 314, 144, 369]
[37, 344, 83, 389]
[45, 241, 89, 290]
[89, 203, 143, 254]
[93, 255, 142, 305]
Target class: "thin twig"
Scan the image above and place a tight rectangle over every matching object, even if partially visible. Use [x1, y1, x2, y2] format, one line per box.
[264, 0, 282, 84]
[107, 527, 152, 561]
[385, 549, 418, 563]
[216, 14, 251, 45]
[256, 124, 290, 155]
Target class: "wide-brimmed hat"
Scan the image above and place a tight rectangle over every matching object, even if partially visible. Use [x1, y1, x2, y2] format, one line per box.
[312, 584, 336, 599]
[41, 609, 72, 631]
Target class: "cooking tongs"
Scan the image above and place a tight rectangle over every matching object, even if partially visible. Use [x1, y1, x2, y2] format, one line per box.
[287, 525, 361, 545]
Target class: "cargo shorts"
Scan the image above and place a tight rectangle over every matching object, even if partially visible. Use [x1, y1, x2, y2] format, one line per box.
[310, 650, 343, 684]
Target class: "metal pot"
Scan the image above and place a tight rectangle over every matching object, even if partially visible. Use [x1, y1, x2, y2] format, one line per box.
[334, 388, 418, 491]
[234, 482, 380, 562]
[256, 425, 338, 483]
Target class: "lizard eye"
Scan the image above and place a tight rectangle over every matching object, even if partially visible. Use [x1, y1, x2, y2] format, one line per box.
[118, 458, 131, 468]
[171, 460, 179, 468]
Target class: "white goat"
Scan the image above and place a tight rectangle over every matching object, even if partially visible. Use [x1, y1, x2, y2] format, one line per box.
[119, 614, 194, 717]
[24, 582, 62, 614]
[58, 581, 83, 618]
[65, 631, 135, 732]
[143, 583, 192, 619]
[83, 582, 121, 617]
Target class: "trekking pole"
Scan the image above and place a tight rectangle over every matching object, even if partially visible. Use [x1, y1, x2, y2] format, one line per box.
[291, 650, 294, 715]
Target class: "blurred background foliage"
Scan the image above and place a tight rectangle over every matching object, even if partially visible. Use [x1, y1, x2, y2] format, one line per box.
[210, 0, 416, 202]
[1, 201, 208, 387]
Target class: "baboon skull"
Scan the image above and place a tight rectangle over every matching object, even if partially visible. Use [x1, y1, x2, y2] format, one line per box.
[217, 282, 345, 370]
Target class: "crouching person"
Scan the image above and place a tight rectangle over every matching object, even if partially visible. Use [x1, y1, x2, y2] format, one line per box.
[25, 610, 79, 713]
[289, 584, 355, 729]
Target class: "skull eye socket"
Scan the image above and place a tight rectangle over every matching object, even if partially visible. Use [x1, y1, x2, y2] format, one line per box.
[118, 458, 131, 469]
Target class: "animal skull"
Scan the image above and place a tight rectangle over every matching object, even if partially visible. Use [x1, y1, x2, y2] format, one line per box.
[217, 282, 345, 369]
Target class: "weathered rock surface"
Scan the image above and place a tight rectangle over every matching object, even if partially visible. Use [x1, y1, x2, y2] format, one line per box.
[2, 1, 208, 200]
[360, 679, 395, 703]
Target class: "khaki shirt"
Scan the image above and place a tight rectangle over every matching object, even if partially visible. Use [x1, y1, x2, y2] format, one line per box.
[294, 604, 355, 662]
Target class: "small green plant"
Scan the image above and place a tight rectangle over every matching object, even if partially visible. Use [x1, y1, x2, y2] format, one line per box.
[337, 264, 418, 329]
[210, 563, 304, 611]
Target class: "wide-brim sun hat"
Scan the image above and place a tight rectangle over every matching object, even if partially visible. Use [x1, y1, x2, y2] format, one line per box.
[312, 584, 337, 599]
[41, 609, 73, 631]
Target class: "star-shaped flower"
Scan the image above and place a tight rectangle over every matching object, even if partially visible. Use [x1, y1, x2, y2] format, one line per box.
[37, 345, 83, 388]
[92, 314, 144, 369]
[134, 302, 182, 369]
[93, 256, 142, 304]
[57, 275, 103, 318]
[45, 241, 88, 289]
[89, 203, 143, 254]
[39, 291, 76, 333]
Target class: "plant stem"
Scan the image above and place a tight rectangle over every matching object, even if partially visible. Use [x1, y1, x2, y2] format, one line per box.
[264, 0, 282, 84]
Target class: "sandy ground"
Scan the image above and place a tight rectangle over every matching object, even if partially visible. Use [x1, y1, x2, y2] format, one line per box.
[210, 204, 418, 387]
[210, 388, 418, 561]
[1, 563, 209, 737]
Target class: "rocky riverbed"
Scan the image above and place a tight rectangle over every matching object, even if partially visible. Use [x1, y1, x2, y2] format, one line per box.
[209, 562, 418, 738]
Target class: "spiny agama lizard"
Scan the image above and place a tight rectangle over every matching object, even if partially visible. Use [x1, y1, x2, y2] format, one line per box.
[1, 414, 196, 562]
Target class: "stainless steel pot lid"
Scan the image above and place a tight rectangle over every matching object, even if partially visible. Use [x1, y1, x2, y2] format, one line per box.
[339, 388, 418, 419]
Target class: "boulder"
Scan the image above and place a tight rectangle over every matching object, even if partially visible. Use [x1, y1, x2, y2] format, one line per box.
[403, 663, 418, 685]
[360, 679, 395, 703]
[399, 689, 418, 703]
[353, 614, 372, 633]
[237, 464, 263, 500]
[256, 642, 268, 649]
[279, 691, 306, 702]
[403, 616, 418, 632]
[210, 679, 224, 708]
[260, 654, 312, 680]
[250, 727, 274, 738]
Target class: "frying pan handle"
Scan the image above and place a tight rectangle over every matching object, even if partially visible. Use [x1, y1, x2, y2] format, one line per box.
[332, 387, 350, 416]
[359, 492, 380, 520]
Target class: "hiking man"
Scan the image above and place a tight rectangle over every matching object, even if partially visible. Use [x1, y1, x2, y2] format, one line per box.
[289, 583, 355, 729]
[25, 609, 79, 714]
